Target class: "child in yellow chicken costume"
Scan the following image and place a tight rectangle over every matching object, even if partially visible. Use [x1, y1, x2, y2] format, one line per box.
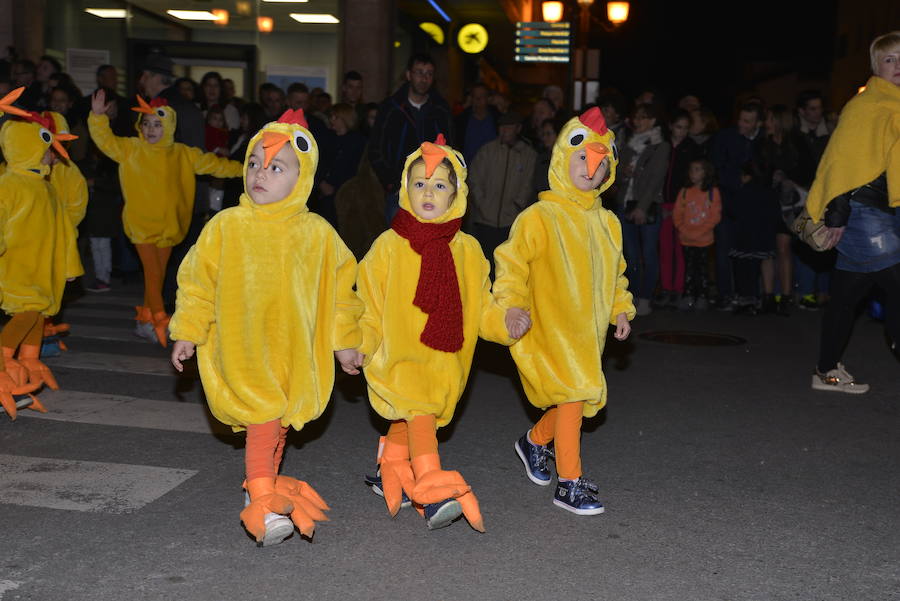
[0, 88, 83, 419]
[169, 109, 363, 546]
[357, 135, 529, 531]
[88, 90, 242, 347]
[493, 107, 635, 515]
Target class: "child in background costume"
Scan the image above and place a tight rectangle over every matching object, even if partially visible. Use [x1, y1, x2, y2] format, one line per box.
[493, 107, 635, 515]
[357, 135, 531, 531]
[88, 89, 242, 347]
[0, 88, 83, 419]
[170, 109, 363, 546]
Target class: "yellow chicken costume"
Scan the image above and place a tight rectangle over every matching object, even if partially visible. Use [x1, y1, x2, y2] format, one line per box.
[0, 88, 83, 419]
[357, 135, 511, 531]
[493, 108, 635, 511]
[169, 109, 362, 545]
[88, 96, 242, 347]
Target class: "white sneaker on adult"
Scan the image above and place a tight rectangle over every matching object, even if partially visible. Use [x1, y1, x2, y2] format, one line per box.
[635, 298, 652, 316]
[811, 363, 870, 394]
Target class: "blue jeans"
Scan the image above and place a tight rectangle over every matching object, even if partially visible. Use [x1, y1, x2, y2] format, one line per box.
[836, 201, 900, 273]
[621, 219, 661, 300]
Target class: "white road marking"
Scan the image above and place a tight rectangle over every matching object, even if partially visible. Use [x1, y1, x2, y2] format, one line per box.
[0, 581, 22, 599]
[44, 351, 175, 377]
[0, 454, 197, 513]
[20, 390, 229, 435]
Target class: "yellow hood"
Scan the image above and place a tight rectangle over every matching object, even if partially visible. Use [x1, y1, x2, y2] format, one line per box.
[398, 135, 469, 224]
[547, 107, 619, 209]
[238, 109, 319, 220]
[0, 119, 53, 176]
[132, 96, 177, 147]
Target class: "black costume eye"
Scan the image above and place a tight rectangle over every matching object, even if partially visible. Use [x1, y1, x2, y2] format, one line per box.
[293, 131, 311, 153]
[568, 127, 587, 147]
[611, 141, 618, 161]
[39, 128, 52, 143]
[156, 109, 166, 118]
[455, 150, 466, 169]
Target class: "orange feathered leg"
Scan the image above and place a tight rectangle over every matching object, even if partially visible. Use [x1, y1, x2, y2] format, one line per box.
[377, 435, 416, 517]
[410, 453, 484, 532]
[240, 477, 294, 545]
[273, 475, 330, 538]
[18, 345, 59, 390]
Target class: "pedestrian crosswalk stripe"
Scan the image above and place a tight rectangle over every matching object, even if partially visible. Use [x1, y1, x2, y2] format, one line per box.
[45, 351, 175, 377]
[0, 580, 22, 599]
[0, 453, 197, 514]
[20, 390, 229, 435]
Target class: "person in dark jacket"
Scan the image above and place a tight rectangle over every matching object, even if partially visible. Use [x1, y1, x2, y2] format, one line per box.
[454, 82, 499, 164]
[315, 103, 366, 229]
[368, 53, 453, 224]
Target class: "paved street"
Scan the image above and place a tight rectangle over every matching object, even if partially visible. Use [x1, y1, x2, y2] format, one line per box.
[1, 283, 897, 601]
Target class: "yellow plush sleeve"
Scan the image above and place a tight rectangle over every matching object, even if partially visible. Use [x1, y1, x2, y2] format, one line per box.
[62, 165, 88, 227]
[606, 212, 635, 323]
[332, 234, 364, 351]
[87, 113, 135, 164]
[170, 221, 221, 345]
[186, 146, 243, 179]
[492, 209, 544, 311]
[477, 252, 514, 345]
[355, 238, 386, 361]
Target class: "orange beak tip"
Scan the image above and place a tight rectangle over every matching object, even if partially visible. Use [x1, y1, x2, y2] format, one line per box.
[52, 141, 71, 161]
[261, 131, 290, 168]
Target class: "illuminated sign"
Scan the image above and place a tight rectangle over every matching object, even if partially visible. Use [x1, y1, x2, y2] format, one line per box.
[515, 21, 571, 63]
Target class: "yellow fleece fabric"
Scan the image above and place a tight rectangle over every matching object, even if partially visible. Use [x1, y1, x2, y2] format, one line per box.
[357, 142, 511, 428]
[0, 120, 83, 316]
[807, 76, 900, 222]
[492, 114, 635, 417]
[169, 119, 363, 432]
[47, 112, 87, 228]
[87, 108, 242, 247]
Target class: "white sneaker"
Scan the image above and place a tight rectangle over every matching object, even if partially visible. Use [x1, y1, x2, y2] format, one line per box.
[811, 363, 870, 394]
[133, 321, 157, 343]
[635, 298, 652, 316]
[243, 490, 294, 547]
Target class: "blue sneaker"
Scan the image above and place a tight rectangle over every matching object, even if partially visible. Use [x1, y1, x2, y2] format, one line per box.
[553, 478, 605, 515]
[41, 337, 62, 358]
[364, 470, 412, 508]
[423, 498, 462, 530]
[514, 433, 553, 486]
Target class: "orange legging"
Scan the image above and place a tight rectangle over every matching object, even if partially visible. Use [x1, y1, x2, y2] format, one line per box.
[245, 419, 289, 481]
[530, 401, 584, 480]
[386, 414, 438, 460]
[135, 243, 172, 316]
[1, 311, 44, 351]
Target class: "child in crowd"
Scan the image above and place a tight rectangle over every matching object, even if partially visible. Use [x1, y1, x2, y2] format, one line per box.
[357, 135, 529, 531]
[204, 106, 230, 214]
[88, 90, 242, 347]
[0, 88, 83, 419]
[493, 108, 634, 515]
[170, 109, 363, 546]
[673, 159, 721, 310]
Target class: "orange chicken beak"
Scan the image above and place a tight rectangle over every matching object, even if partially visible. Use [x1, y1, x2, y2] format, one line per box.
[420, 141, 446, 178]
[51, 133, 78, 161]
[584, 142, 609, 179]
[261, 131, 290, 168]
[0, 87, 30, 118]
[130, 95, 155, 115]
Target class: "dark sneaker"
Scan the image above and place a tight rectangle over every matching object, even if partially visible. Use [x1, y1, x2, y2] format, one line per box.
[798, 294, 819, 310]
[713, 296, 736, 312]
[363, 470, 412, 508]
[86, 280, 111, 293]
[423, 498, 463, 530]
[514, 433, 553, 486]
[776, 294, 793, 317]
[553, 478, 605, 515]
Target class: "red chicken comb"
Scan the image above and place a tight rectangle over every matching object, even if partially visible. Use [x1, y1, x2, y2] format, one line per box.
[579, 106, 608, 135]
[277, 109, 309, 129]
[434, 133, 446, 146]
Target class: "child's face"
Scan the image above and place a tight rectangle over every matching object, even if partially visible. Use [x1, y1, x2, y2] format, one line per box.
[246, 141, 299, 205]
[669, 117, 689, 142]
[875, 47, 900, 86]
[141, 115, 164, 144]
[408, 161, 455, 220]
[208, 112, 225, 129]
[568, 150, 609, 192]
[688, 162, 705, 186]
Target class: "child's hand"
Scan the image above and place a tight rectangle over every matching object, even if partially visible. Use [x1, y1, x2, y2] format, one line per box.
[505, 307, 532, 339]
[613, 312, 631, 341]
[171, 340, 196, 372]
[335, 348, 363, 375]
[91, 89, 111, 116]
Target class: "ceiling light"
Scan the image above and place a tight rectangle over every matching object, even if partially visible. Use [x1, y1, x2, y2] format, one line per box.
[263, 0, 309, 2]
[211, 9, 229, 25]
[257, 16, 274, 32]
[290, 13, 339, 23]
[85, 8, 127, 18]
[166, 10, 220, 20]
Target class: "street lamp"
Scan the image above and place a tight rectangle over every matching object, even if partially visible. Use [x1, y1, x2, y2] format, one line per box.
[542, 1, 564, 23]
[574, 0, 629, 110]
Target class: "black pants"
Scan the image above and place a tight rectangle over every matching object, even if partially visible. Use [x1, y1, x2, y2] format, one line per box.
[817, 264, 900, 372]
[683, 246, 710, 299]
[733, 257, 761, 299]
[473, 223, 511, 278]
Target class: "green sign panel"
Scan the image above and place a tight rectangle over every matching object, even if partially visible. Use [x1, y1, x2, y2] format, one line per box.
[515, 21, 571, 63]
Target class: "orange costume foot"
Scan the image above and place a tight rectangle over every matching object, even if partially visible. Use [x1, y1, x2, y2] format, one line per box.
[151, 311, 170, 348]
[273, 475, 330, 538]
[376, 436, 415, 517]
[240, 477, 294, 546]
[43, 321, 70, 337]
[17, 345, 59, 390]
[410, 453, 484, 532]
[1, 348, 44, 420]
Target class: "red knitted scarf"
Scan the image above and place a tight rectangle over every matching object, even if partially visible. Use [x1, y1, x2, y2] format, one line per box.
[391, 209, 464, 352]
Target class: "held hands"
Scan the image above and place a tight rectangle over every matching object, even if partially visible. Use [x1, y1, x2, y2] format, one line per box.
[335, 348, 364, 375]
[171, 340, 196, 372]
[91, 89, 112, 116]
[822, 226, 845, 250]
[613, 312, 631, 341]
[505, 307, 532, 340]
